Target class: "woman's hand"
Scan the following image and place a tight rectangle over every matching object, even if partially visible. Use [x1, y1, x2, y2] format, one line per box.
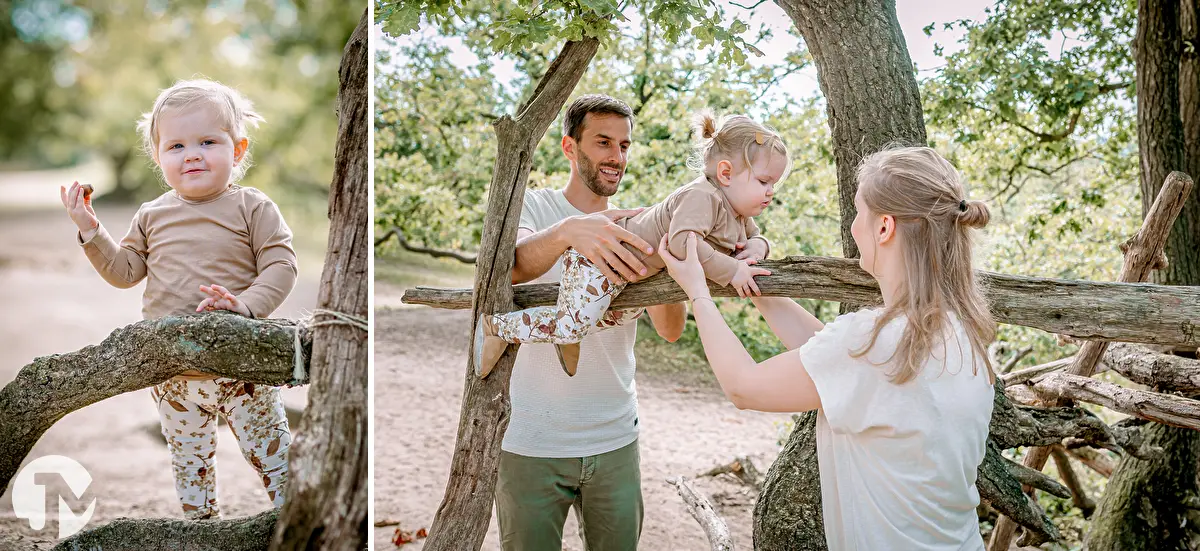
[197, 284, 253, 317]
[658, 232, 712, 300]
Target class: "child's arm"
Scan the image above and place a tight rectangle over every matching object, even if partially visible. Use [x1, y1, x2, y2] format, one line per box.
[234, 198, 298, 318]
[664, 191, 740, 286]
[62, 182, 149, 288]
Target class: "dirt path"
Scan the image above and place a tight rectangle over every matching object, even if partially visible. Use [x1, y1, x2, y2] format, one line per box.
[373, 301, 794, 550]
[0, 205, 323, 549]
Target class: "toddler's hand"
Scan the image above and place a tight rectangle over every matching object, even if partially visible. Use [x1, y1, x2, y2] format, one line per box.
[60, 181, 99, 241]
[729, 259, 772, 298]
[197, 284, 252, 317]
[734, 238, 769, 263]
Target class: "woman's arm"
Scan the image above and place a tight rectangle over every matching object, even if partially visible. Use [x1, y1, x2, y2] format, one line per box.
[691, 297, 822, 412]
[750, 296, 824, 350]
[660, 233, 821, 413]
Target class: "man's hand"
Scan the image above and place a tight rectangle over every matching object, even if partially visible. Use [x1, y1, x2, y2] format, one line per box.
[734, 237, 769, 263]
[559, 207, 654, 284]
[729, 259, 772, 298]
[60, 181, 100, 242]
[196, 284, 253, 317]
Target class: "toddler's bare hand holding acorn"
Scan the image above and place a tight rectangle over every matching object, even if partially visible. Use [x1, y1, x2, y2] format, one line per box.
[60, 181, 99, 241]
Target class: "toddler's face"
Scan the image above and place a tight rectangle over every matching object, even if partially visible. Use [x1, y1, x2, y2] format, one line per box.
[155, 104, 244, 200]
[725, 151, 786, 218]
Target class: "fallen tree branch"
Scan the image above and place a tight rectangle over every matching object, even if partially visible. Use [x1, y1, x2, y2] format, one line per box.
[698, 455, 764, 490]
[1104, 343, 1200, 392]
[1002, 357, 1078, 386]
[988, 381, 1111, 450]
[667, 477, 735, 551]
[402, 256, 1200, 348]
[53, 508, 277, 551]
[374, 227, 478, 264]
[1000, 346, 1035, 374]
[0, 313, 310, 491]
[1032, 372, 1200, 431]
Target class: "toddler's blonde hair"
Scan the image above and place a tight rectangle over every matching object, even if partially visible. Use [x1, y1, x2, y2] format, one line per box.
[137, 79, 265, 182]
[686, 110, 790, 181]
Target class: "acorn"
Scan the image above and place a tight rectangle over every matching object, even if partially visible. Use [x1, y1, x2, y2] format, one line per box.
[81, 184, 94, 200]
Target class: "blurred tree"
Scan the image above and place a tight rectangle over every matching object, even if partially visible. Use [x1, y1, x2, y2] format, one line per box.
[2, 0, 357, 214]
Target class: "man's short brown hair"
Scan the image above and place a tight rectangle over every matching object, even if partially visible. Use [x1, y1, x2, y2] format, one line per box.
[562, 94, 634, 143]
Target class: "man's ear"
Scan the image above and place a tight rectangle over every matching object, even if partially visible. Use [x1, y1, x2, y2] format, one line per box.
[716, 160, 733, 186]
[233, 138, 249, 164]
[561, 135, 577, 163]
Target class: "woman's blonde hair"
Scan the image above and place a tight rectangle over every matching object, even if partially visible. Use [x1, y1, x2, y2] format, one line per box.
[853, 145, 996, 385]
[686, 110, 790, 181]
[136, 79, 265, 182]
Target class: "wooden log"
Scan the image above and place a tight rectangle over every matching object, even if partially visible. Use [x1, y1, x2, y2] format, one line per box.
[0, 313, 309, 491]
[1002, 454, 1071, 499]
[1002, 357, 1078, 386]
[1051, 445, 1096, 517]
[990, 171, 1193, 551]
[1033, 372, 1200, 431]
[668, 477, 735, 551]
[977, 444, 1059, 546]
[1104, 343, 1200, 392]
[402, 256, 1200, 348]
[422, 37, 600, 551]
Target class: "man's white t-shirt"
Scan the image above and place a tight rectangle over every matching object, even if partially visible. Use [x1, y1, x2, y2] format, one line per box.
[502, 188, 640, 458]
[800, 308, 993, 551]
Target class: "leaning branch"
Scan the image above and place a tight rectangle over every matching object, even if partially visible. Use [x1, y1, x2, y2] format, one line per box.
[374, 228, 478, 264]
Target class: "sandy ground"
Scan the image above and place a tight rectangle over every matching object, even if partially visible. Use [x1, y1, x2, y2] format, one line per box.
[0, 204, 323, 549]
[373, 270, 795, 550]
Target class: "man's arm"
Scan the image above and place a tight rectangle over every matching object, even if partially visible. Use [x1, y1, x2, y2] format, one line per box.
[512, 209, 655, 285]
[645, 302, 686, 342]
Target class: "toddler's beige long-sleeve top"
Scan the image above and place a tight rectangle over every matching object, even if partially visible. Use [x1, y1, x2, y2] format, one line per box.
[619, 175, 763, 286]
[80, 185, 297, 377]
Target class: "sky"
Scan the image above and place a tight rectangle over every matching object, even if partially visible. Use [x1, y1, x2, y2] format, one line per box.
[382, 0, 996, 105]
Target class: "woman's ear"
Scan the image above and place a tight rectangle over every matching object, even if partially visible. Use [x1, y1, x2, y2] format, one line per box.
[716, 160, 733, 186]
[877, 214, 897, 244]
[233, 138, 249, 164]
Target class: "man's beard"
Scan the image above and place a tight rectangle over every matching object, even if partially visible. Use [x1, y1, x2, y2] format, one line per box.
[578, 148, 622, 197]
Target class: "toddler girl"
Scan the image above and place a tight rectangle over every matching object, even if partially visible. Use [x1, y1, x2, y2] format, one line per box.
[60, 79, 297, 519]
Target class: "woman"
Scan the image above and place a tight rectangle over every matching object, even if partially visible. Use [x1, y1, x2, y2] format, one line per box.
[659, 146, 996, 550]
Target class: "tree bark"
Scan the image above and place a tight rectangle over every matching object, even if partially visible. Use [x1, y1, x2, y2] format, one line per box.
[268, 10, 369, 551]
[423, 37, 599, 551]
[775, 0, 927, 260]
[1089, 2, 1200, 548]
[0, 313, 309, 492]
[1104, 343, 1200, 392]
[753, 412, 825, 551]
[402, 254, 1200, 348]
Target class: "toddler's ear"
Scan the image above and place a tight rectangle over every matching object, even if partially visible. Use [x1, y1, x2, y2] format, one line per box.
[234, 138, 249, 164]
[716, 160, 733, 186]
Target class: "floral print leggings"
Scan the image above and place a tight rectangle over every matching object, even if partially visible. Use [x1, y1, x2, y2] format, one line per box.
[152, 377, 291, 519]
[493, 249, 644, 343]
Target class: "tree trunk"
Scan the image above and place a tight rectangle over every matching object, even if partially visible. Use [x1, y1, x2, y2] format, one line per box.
[775, 0, 927, 260]
[268, 10, 369, 550]
[753, 412, 825, 550]
[423, 38, 599, 551]
[1088, 2, 1199, 549]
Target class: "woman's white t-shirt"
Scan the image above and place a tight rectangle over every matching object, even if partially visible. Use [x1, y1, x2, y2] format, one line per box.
[799, 308, 993, 551]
